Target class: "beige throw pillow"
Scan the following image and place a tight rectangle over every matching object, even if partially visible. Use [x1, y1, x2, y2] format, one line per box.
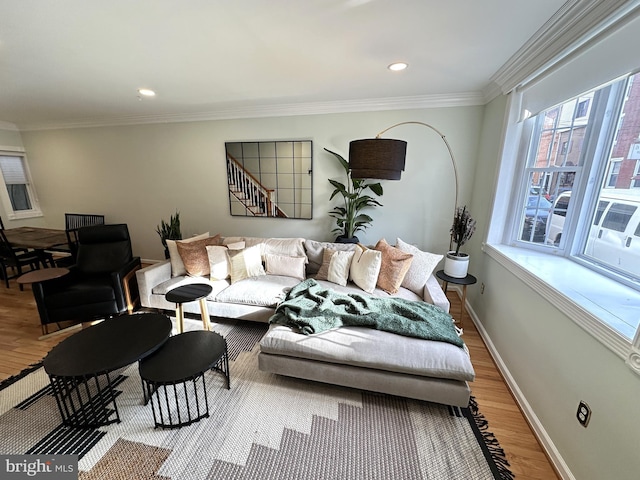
[349, 244, 382, 293]
[374, 238, 414, 294]
[265, 254, 306, 281]
[176, 234, 223, 277]
[227, 245, 266, 283]
[316, 248, 355, 286]
[167, 232, 210, 277]
[396, 237, 443, 295]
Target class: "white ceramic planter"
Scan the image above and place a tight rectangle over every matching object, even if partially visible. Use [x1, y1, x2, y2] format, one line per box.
[444, 251, 469, 278]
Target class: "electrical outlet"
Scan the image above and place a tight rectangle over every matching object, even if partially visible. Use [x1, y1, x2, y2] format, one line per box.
[480, 283, 485, 294]
[577, 401, 591, 427]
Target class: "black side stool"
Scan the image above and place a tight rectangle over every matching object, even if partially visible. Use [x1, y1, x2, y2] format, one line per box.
[165, 283, 213, 333]
[139, 330, 230, 429]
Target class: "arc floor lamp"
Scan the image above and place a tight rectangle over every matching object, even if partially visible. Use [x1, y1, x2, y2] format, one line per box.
[347, 121, 460, 219]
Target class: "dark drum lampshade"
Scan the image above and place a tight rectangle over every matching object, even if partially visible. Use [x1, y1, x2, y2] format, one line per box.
[348, 138, 407, 180]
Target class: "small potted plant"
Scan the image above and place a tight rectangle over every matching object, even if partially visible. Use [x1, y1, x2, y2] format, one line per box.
[156, 211, 182, 259]
[325, 148, 383, 243]
[444, 206, 476, 278]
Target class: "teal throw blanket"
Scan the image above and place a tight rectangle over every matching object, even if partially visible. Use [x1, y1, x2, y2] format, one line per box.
[270, 279, 463, 348]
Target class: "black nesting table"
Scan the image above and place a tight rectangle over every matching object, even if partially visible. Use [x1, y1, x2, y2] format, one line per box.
[139, 330, 230, 429]
[43, 313, 172, 428]
[165, 283, 213, 333]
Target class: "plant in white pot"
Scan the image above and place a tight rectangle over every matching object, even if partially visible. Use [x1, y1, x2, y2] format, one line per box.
[445, 206, 476, 278]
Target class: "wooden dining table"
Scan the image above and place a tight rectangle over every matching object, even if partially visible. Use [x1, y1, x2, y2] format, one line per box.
[3, 226, 68, 250]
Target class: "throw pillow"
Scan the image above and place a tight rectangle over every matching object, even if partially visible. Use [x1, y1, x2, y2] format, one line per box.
[175, 234, 223, 277]
[206, 245, 231, 281]
[167, 232, 210, 277]
[316, 248, 355, 286]
[396, 237, 444, 295]
[227, 245, 266, 284]
[304, 239, 358, 274]
[349, 244, 382, 293]
[264, 254, 306, 281]
[374, 238, 414, 294]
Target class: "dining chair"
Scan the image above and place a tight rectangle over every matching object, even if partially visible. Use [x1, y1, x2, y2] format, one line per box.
[0, 229, 48, 289]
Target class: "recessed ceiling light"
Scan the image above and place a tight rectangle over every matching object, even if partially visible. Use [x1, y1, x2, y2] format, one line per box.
[138, 88, 156, 97]
[388, 62, 408, 72]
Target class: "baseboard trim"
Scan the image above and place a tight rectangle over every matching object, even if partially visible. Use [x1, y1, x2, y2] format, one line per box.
[454, 287, 576, 480]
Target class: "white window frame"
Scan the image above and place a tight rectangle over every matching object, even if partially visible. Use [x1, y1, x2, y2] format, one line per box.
[0, 147, 43, 220]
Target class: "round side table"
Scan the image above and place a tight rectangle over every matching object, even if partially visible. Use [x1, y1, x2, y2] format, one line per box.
[139, 330, 230, 429]
[165, 283, 213, 333]
[435, 270, 477, 326]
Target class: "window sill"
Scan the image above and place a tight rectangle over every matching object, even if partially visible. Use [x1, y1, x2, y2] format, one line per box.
[6, 210, 43, 220]
[484, 243, 638, 361]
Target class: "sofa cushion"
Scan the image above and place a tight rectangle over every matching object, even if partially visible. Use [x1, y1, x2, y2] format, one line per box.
[315, 248, 354, 286]
[265, 254, 306, 281]
[396, 238, 443, 295]
[304, 240, 358, 274]
[215, 275, 300, 307]
[349, 245, 382, 293]
[176, 234, 223, 277]
[374, 238, 414, 294]
[260, 325, 475, 382]
[167, 232, 210, 277]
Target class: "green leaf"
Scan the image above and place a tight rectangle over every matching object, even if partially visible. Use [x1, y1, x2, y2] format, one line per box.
[324, 148, 349, 174]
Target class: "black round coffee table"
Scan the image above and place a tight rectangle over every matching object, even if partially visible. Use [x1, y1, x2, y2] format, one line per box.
[43, 313, 172, 428]
[139, 330, 230, 429]
[165, 283, 213, 333]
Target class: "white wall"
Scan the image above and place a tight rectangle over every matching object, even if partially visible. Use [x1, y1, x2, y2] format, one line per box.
[19, 107, 483, 260]
[467, 95, 640, 480]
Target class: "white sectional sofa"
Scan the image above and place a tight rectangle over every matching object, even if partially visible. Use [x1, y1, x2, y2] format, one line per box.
[136, 236, 475, 407]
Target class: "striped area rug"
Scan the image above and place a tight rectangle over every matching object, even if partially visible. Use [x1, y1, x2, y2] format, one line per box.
[0, 317, 514, 480]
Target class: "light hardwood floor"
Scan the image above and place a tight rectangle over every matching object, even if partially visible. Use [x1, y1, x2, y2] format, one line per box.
[0, 278, 560, 479]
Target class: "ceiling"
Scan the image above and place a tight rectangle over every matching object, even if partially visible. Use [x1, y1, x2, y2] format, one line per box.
[0, 0, 568, 130]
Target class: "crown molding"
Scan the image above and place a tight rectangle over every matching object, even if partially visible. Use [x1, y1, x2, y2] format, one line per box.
[16, 92, 486, 131]
[491, 0, 640, 94]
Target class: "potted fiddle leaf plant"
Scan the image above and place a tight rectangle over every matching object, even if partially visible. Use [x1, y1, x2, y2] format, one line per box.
[325, 148, 383, 243]
[444, 205, 476, 278]
[156, 211, 182, 259]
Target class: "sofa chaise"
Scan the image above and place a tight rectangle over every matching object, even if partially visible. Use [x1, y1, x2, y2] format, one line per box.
[136, 235, 475, 406]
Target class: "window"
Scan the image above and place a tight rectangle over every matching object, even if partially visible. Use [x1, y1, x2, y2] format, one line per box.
[496, 71, 640, 343]
[605, 160, 622, 188]
[633, 160, 640, 188]
[0, 151, 42, 219]
[511, 73, 640, 283]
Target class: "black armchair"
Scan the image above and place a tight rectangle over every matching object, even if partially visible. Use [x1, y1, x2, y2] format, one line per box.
[32, 224, 141, 334]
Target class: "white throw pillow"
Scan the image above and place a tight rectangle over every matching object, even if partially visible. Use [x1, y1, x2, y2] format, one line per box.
[349, 245, 382, 293]
[396, 237, 443, 295]
[166, 232, 210, 277]
[206, 245, 231, 281]
[316, 248, 354, 286]
[265, 254, 306, 281]
[227, 245, 266, 283]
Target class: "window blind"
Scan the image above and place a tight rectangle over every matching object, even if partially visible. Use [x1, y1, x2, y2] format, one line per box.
[0, 155, 27, 185]
[519, 8, 640, 118]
